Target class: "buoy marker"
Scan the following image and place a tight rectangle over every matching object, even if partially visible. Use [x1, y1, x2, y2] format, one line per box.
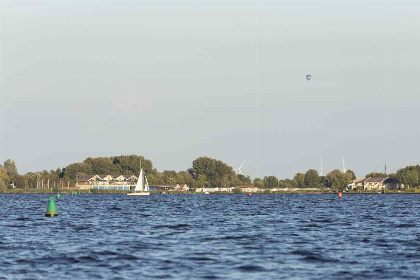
[338, 191, 343, 198]
[45, 196, 58, 217]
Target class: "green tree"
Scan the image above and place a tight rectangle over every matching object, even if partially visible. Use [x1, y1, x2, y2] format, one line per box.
[237, 174, 252, 185]
[84, 157, 117, 174]
[162, 170, 177, 184]
[397, 168, 419, 188]
[232, 187, 242, 194]
[346, 170, 357, 180]
[366, 172, 387, 178]
[319, 176, 327, 188]
[192, 157, 236, 187]
[220, 175, 231, 188]
[196, 174, 209, 188]
[0, 165, 10, 187]
[304, 169, 319, 188]
[63, 162, 93, 181]
[113, 155, 156, 175]
[253, 178, 263, 188]
[0, 179, 6, 192]
[14, 175, 27, 189]
[263, 176, 278, 189]
[294, 173, 306, 188]
[278, 179, 296, 188]
[4, 159, 18, 180]
[325, 169, 352, 190]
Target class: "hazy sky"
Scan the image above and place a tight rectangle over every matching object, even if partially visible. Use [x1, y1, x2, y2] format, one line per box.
[1, 0, 420, 179]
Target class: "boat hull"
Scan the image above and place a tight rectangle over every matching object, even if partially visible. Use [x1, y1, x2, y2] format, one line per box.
[127, 192, 150, 196]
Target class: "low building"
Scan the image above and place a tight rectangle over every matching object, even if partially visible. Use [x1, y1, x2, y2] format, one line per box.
[364, 177, 387, 191]
[237, 185, 259, 193]
[196, 187, 219, 193]
[348, 177, 405, 191]
[363, 177, 404, 191]
[156, 185, 175, 192]
[174, 184, 190, 192]
[347, 178, 366, 190]
[156, 184, 189, 192]
[383, 178, 405, 189]
[76, 174, 137, 190]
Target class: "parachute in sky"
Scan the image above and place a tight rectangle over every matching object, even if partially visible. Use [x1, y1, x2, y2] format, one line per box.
[306, 74, 311, 81]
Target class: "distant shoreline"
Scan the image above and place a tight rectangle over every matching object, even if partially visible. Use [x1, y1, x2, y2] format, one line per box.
[1, 189, 419, 195]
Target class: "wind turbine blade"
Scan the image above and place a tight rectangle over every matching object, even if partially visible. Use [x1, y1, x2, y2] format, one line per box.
[239, 159, 246, 169]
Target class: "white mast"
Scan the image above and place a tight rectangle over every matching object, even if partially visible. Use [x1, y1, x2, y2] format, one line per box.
[319, 157, 324, 176]
[342, 157, 347, 173]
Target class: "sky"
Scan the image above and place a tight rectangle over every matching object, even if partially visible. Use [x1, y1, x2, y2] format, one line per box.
[1, 0, 420, 179]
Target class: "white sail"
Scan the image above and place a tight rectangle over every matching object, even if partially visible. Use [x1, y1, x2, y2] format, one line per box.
[134, 168, 144, 191]
[145, 176, 149, 192]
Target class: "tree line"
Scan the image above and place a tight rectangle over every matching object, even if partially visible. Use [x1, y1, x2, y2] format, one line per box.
[1, 155, 420, 191]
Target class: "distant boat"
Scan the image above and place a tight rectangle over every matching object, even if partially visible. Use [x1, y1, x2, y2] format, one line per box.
[127, 166, 150, 196]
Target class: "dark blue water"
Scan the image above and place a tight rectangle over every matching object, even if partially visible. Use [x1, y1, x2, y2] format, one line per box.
[0, 194, 419, 279]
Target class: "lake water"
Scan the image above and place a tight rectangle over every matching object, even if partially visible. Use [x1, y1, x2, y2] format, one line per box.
[0, 194, 419, 279]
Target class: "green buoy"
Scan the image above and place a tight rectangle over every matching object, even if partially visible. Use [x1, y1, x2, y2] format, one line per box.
[57, 193, 61, 199]
[45, 196, 58, 217]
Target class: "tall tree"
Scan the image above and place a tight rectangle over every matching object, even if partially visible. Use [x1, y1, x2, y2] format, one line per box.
[279, 179, 296, 188]
[397, 167, 419, 187]
[325, 169, 352, 190]
[263, 176, 278, 189]
[4, 159, 18, 180]
[0, 165, 9, 184]
[294, 173, 306, 188]
[365, 172, 387, 178]
[346, 170, 357, 180]
[236, 174, 251, 184]
[192, 157, 236, 187]
[0, 179, 6, 192]
[253, 178, 263, 188]
[304, 169, 319, 188]
[196, 174, 209, 188]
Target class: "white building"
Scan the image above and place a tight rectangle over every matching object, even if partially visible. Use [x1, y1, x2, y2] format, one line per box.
[347, 178, 366, 190]
[363, 177, 405, 191]
[237, 185, 259, 192]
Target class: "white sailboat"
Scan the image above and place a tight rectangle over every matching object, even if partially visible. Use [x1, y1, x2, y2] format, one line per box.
[127, 167, 150, 196]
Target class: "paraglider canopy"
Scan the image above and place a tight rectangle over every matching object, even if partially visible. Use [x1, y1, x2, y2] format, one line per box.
[306, 74, 311, 81]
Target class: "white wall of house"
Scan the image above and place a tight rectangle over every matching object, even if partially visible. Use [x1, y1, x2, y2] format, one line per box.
[364, 182, 385, 191]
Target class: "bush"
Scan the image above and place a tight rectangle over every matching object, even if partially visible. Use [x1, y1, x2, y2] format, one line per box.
[0, 180, 7, 193]
[232, 188, 242, 194]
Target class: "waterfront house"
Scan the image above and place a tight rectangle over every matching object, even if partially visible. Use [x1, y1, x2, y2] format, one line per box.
[347, 178, 366, 190]
[364, 177, 387, 190]
[174, 184, 189, 191]
[76, 174, 137, 190]
[156, 185, 175, 192]
[237, 185, 259, 192]
[196, 187, 219, 193]
[383, 178, 405, 189]
[363, 177, 405, 191]
[156, 184, 189, 192]
[75, 175, 101, 188]
[219, 187, 234, 192]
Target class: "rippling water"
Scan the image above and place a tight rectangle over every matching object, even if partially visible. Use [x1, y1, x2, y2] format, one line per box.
[0, 194, 419, 279]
